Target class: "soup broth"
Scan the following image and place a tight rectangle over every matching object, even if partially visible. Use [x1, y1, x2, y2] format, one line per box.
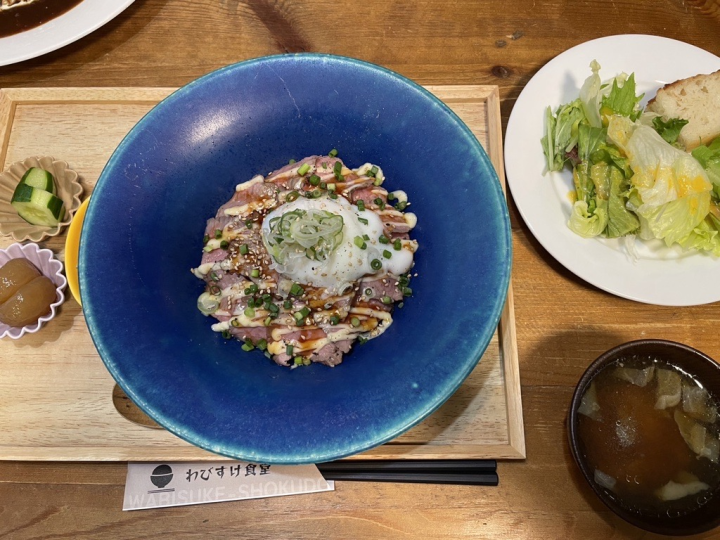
[0, 0, 84, 38]
[577, 355, 720, 518]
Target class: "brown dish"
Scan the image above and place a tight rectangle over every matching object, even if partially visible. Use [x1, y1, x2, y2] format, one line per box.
[568, 339, 720, 536]
[0, 0, 84, 38]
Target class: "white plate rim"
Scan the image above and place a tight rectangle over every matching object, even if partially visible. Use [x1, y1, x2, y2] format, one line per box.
[505, 34, 720, 306]
[0, 0, 134, 66]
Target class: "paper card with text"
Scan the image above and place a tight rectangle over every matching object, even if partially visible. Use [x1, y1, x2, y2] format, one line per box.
[123, 461, 334, 511]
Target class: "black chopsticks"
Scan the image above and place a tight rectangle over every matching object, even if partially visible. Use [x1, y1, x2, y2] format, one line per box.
[317, 459, 498, 486]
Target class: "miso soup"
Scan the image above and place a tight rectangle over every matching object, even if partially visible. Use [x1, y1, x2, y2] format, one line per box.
[577, 355, 720, 517]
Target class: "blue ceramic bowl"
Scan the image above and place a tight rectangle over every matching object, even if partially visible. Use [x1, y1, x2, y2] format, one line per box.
[80, 54, 511, 464]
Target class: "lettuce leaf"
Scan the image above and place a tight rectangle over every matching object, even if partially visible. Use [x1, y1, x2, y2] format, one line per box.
[578, 123, 605, 162]
[606, 164, 640, 238]
[601, 73, 644, 120]
[677, 215, 720, 256]
[692, 137, 720, 187]
[607, 115, 712, 246]
[542, 100, 587, 172]
[652, 117, 689, 146]
[568, 162, 608, 237]
[579, 60, 603, 129]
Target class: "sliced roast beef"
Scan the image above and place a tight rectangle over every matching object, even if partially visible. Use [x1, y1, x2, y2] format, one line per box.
[311, 340, 353, 367]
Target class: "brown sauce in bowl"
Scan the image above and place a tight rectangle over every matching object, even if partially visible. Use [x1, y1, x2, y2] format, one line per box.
[0, 0, 84, 38]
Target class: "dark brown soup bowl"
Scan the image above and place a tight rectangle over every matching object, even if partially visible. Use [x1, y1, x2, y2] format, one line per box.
[568, 339, 720, 536]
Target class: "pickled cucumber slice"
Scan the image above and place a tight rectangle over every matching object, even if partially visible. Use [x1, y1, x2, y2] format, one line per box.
[20, 167, 56, 194]
[10, 183, 65, 226]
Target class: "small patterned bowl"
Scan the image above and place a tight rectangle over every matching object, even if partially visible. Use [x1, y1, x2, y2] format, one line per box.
[0, 156, 83, 242]
[0, 242, 67, 339]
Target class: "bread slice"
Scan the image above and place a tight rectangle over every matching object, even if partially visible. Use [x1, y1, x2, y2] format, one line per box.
[646, 69, 720, 150]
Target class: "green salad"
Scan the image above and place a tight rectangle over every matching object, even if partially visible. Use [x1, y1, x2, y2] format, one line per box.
[542, 61, 720, 255]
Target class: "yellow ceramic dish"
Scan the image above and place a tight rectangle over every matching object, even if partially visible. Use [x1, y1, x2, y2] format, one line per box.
[64, 197, 89, 306]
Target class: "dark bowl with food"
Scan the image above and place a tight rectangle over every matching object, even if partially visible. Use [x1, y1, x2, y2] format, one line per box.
[80, 54, 511, 464]
[568, 339, 720, 536]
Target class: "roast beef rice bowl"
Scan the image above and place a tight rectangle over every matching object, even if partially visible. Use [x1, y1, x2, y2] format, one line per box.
[192, 152, 418, 367]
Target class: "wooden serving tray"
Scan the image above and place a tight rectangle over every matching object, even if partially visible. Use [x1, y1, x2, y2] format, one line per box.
[0, 86, 525, 461]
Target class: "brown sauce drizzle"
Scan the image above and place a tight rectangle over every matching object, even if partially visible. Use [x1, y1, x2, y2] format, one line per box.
[0, 0, 84, 39]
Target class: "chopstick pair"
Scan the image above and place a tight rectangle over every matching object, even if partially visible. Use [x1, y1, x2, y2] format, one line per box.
[317, 459, 498, 486]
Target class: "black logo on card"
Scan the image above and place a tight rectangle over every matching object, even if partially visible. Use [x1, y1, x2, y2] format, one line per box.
[149, 464, 175, 493]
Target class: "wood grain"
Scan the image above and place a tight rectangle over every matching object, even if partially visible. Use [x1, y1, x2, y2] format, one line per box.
[0, 85, 524, 461]
[0, 0, 718, 537]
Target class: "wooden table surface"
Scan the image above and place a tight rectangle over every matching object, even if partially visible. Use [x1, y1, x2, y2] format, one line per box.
[1, 1, 719, 538]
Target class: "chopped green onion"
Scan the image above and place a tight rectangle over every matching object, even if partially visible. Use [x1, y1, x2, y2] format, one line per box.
[290, 283, 304, 296]
[293, 312, 304, 322]
[374, 197, 386, 210]
[302, 357, 311, 366]
[327, 183, 336, 191]
[387, 192, 395, 201]
[371, 259, 382, 270]
[381, 296, 393, 305]
[268, 303, 279, 313]
[370, 165, 379, 176]
[309, 174, 321, 186]
[329, 148, 338, 157]
[244, 307, 255, 318]
[394, 239, 402, 251]
[289, 158, 296, 164]
[215, 229, 222, 239]
[357, 200, 366, 211]
[329, 315, 340, 325]
[396, 200, 408, 211]
[354, 236, 367, 249]
[203, 234, 209, 244]
[310, 190, 322, 198]
[379, 235, 389, 244]
[383, 250, 392, 259]
[209, 285, 221, 295]
[351, 317, 360, 327]
[298, 307, 311, 319]
[284, 299, 293, 309]
[286, 191, 300, 202]
[251, 268, 260, 278]
[257, 339, 268, 351]
[242, 340, 255, 351]
[402, 287, 413, 296]
[240, 244, 249, 255]
[374, 178, 383, 187]
[210, 271, 220, 281]
[297, 163, 311, 176]
[362, 234, 370, 240]
[320, 182, 327, 189]
[245, 220, 253, 229]
[329, 192, 338, 199]
[358, 336, 368, 345]
[364, 287, 373, 296]
[220, 240, 229, 250]
[231, 319, 242, 327]
[399, 275, 410, 286]
[246, 283, 259, 294]
[222, 330, 231, 339]
[264, 316, 272, 326]
[294, 357, 303, 365]
[333, 161, 343, 181]
[286, 344, 294, 356]
[358, 217, 369, 225]
[397, 302, 404, 309]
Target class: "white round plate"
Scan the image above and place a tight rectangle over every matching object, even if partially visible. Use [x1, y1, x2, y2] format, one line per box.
[505, 35, 720, 306]
[0, 0, 134, 67]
